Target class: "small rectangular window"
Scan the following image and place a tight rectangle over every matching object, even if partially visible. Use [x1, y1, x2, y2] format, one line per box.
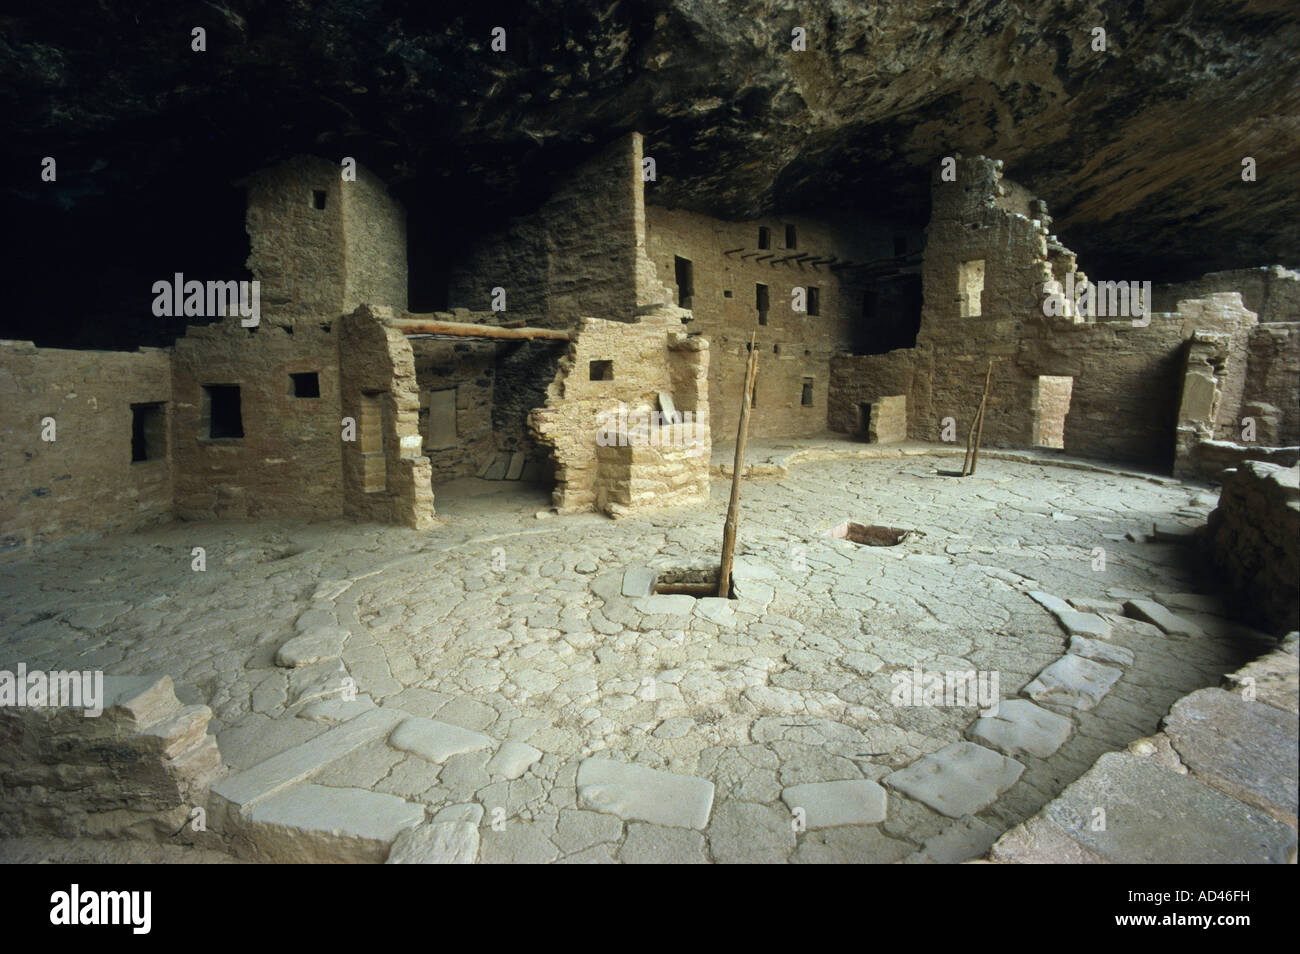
[131, 402, 166, 462]
[758, 227, 771, 250]
[589, 360, 613, 381]
[312, 190, 327, 210]
[674, 255, 694, 309]
[290, 372, 320, 398]
[959, 259, 985, 318]
[202, 385, 243, 439]
[801, 378, 814, 406]
[755, 283, 769, 325]
[807, 286, 821, 316]
[785, 224, 797, 249]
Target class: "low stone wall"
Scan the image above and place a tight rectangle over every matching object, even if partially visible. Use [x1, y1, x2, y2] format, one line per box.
[531, 308, 710, 516]
[0, 675, 225, 841]
[990, 635, 1298, 863]
[1206, 461, 1300, 634]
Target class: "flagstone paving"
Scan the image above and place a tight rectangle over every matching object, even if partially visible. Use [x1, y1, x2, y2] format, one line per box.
[0, 451, 1287, 862]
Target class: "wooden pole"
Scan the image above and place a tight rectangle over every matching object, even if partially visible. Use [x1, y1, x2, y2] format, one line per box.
[386, 317, 571, 341]
[718, 336, 759, 597]
[962, 360, 994, 476]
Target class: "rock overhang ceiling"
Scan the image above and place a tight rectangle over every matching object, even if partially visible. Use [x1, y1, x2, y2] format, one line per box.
[2, 0, 1297, 290]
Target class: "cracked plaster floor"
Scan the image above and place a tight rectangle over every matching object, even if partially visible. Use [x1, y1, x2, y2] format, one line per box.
[0, 454, 1273, 863]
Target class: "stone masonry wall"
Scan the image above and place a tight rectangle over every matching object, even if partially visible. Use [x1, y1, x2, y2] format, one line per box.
[170, 319, 344, 520]
[339, 306, 435, 528]
[245, 156, 407, 319]
[1153, 265, 1300, 323]
[411, 337, 497, 484]
[448, 133, 645, 329]
[341, 163, 408, 314]
[1243, 323, 1300, 445]
[828, 350, 924, 437]
[903, 155, 1266, 470]
[0, 341, 173, 555]
[530, 307, 710, 516]
[0, 675, 225, 841]
[645, 205, 884, 443]
[1206, 461, 1300, 634]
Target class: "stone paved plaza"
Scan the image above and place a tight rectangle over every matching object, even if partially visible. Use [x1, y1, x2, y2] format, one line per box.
[0, 451, 1291, 863]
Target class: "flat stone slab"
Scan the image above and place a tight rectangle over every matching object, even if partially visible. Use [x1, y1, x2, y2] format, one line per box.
[244, 783, 424, 863]
[1024, 654, 1123, 711]
[1163, 688, 1299, 827]
[915, 816, 1001, 864]
[1068, 635, 1135, 667]
[1028, 591, 1072, 616]
[1124, 598, 1203, 637]
[883, 742, 1024, 818]
[386, 822, 479, 864]
[634, 593, 696, 615]
[296, 694, 376, 724]
[621, 567, 656, 598]
[389, 717, 493, 764]
[486, 741, 542, 780]
[781, 780, 887, 828]
[693, 597, 736, 625]
[1054, 610, 1112, 639]
[966, 698, 1074, 759]
[275, 626, 349, 668]
[1038, 752, 1295, 863]
[213, 707, 407, 813]
[576, 757, 715, 829]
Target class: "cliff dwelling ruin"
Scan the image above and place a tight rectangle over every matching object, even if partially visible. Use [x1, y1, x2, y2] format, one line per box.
[1, 1, 1297, 879]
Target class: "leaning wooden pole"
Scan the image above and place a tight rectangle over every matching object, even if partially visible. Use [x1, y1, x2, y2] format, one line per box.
[718, 336, 760, 597]
[963, 360, 995, 476]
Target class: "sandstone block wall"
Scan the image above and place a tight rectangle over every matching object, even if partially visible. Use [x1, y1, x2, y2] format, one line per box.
[1244, 323, 1300, 445]
[1153, 265, 1300, 323]
[530, 308, 710, 516]
[245, 156, 406, 318]
[1206, 461, 1300, 634]
[339, 306, 435, 528]
[869, 395, 908, 443]
[0, 675, 225, 841]
[0, 341, 173, 555]
[448, 133, 645, 328]
[828, 350, 925, 437]
[644, 205, 889, 442]
[411, 332, 498, 484]
[898, 155, 1272, 470]
[170, 319, 344, 520]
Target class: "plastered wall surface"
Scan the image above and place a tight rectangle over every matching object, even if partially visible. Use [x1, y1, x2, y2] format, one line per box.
[0, 342, 174, 554]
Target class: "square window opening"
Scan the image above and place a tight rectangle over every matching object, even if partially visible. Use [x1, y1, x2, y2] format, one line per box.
[290, 372, 321, 398]
[589, 360, 614, 381]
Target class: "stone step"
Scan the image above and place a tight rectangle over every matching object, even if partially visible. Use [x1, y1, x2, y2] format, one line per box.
[237, 783, 426, 863]
[210, 707, 408, 825]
